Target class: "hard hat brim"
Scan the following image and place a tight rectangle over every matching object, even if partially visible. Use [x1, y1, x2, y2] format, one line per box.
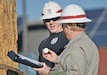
[40, 13, 61, 19]
[59, 18, 92, 23]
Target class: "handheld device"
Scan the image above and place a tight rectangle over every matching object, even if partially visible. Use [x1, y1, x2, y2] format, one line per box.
[7, 50, 43, 68]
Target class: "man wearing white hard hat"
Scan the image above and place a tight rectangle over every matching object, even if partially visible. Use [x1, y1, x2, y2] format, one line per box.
[34, 1, 68, 75]
[33, 4, 99, 75]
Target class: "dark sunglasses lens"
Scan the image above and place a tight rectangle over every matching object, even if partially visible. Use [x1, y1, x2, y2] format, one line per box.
[44, 19, 50, 22]
[53, 17, 60, 21]
[44, 17, 60, 22]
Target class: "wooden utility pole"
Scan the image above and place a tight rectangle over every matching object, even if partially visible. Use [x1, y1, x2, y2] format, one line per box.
[0, 0, 24, 75]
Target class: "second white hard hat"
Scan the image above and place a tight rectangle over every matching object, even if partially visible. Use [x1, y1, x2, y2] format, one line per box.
[40, 1, 62, 19]
[59, 4, 92, 23]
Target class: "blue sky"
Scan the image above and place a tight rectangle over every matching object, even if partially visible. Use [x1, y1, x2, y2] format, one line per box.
[16, 0, 107, 20]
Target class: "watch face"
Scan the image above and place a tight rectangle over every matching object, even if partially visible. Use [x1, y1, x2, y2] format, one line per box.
[51, 37, 58, 45]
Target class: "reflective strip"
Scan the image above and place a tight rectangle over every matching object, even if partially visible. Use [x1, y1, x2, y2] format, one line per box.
[61, 14, 86, 19]
[56, 9, 62, 13]
[42, 13, 44, 16]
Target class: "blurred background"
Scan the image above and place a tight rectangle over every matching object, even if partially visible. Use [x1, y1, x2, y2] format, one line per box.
[16, 0, 107, 75]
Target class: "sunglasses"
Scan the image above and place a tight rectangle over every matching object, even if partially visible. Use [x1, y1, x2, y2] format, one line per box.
[43, 17, 60, 22]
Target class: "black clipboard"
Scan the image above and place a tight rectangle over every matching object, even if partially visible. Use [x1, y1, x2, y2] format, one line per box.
[7, 50, 43, 68]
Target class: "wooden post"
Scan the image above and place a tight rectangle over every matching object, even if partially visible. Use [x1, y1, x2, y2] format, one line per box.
[0, 0, 24, 75]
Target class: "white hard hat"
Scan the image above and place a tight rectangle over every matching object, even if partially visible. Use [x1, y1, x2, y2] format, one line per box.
[40, 1, 62, 19]
[59, 4, 92, 23]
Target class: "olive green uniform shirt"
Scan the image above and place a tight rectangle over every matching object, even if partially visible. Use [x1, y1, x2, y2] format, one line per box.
[53, 32, 99, 75]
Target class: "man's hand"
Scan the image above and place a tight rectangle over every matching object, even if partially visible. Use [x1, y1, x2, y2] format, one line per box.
[33, 63, 50, 75]
[42, 49, 57, 63]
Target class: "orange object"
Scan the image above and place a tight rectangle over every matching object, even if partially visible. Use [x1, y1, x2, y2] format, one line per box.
[98, 47, 107, 75]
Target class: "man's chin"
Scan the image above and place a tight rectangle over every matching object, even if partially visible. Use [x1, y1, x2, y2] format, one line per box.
[50, 30, 56, 33]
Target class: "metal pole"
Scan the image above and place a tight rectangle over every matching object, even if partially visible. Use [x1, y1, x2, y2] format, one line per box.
[22, 0, 28, 75]
[22, 0, 28, 55]
[89, 8, 107, 38]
